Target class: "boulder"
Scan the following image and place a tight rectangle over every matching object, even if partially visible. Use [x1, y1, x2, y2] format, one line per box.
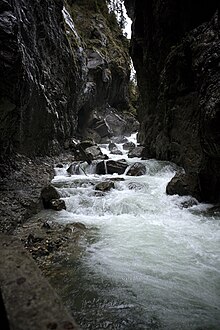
[41, 185, 60, 208]
[123, 141, 135, 151]
[108, 142, 117, 151]
[111, 149, 123, 155]
[110, 148, 123, 155]
[95, 181, 115, 192]
[128, 182, 146, 191]
[96, 159, 128, 175]
[85, 145, 104, 161]
[41, 185, 66, 211]
[166, 172, 201, 201]
[49, 199, 66, 211]
[128, 146, 144, 158]
[78, 140, 95, 150]
[66, 162, 83, 175]
[90, 119, 110, 138]
[111, 136, 128, 144]
[126, 162, 146, 176]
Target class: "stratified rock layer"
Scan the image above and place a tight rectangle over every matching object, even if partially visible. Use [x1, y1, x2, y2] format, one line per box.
[125, 0, 220, 202]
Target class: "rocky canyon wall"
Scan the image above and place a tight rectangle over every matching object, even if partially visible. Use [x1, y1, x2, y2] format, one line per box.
[125, 0, 220, 202]
[0, 0, 131, 232]
[0, 0, 130, 159]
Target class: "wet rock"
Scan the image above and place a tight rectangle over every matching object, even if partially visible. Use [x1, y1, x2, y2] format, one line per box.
[90, 119, 110, 138]
[87, 50, 105, 69]
[128, 146, 144, 158]
[55, 163, 64, 168]
[78, 140, 95, 151]
[180, 198, 198, 208]
[110, 149, 123, 155]
[108, 142, 122, 154]
[49, 199, 66, 211]
[108, 142, 117, 151]
[41, 185, 60, 209]
[41, 222, 51, 230]
[85, 145, 104, 161]
[67, 162, 82, 175]
[166, 172, 201, 201]
[0, 235, 79, 330]
[25, 234, 44, 247]
[123, 141, 136, 151]
[95, 181, 115, 192]
[205, 205, 220, 215]
[111, 136, 128, 144]
[96, 159, 128, 175]
[126, 162, 146, 176]
[73, 222, 87, 230]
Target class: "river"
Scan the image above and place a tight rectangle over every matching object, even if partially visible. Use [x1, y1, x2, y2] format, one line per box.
[45, 134, 220, 329]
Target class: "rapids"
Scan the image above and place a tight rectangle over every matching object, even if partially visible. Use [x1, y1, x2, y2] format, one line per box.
[48, 134, 220, 329]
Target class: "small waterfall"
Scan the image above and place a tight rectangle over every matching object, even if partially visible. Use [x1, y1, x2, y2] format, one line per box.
[104, 160, 108, 174]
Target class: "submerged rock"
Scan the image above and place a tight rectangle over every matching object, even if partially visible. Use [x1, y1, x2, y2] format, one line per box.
[126, 162, 146, 176]
[95, 181, 115, 192]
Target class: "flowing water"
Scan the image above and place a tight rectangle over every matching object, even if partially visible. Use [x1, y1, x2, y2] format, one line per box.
[46, 134, 219, 329]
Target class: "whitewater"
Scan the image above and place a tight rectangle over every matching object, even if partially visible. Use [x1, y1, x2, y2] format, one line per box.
[48, 133, 220, 329]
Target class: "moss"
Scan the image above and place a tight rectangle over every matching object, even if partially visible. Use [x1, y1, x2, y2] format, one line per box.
[64, 0, 137, 116]
[66, 0, 130, 68]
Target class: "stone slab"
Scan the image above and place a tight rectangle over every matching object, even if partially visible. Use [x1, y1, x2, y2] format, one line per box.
[0, 235, 80, 330]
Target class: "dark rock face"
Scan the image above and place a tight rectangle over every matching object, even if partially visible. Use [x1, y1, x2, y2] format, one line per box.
[69, 0, 133, 140]
[125, 0, 220, 202]
[0, 0, 81, 157]
[0, 0, 131, 158]
[0, 0, 133, 230]
[0, 155, 54, 233]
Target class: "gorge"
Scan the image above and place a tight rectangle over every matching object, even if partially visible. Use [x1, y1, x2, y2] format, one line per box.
[0, 0, 219, 329]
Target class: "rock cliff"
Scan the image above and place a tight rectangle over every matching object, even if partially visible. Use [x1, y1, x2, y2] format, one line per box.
[0, 0, 131, 159]
[0, 0, 132, 232]
[125, 0, 220, 202]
